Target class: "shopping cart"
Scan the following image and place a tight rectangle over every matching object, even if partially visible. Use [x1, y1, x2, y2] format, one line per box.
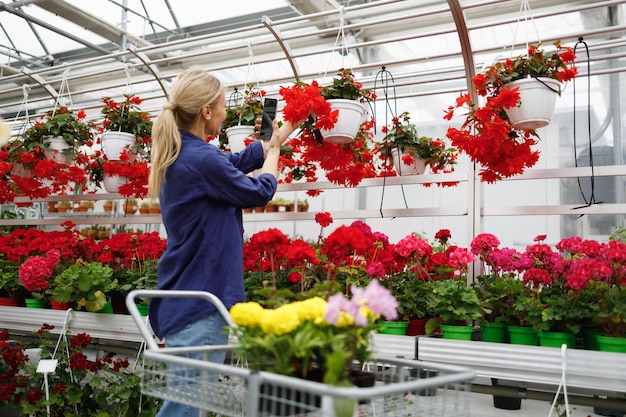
[127, 290, 476, 417]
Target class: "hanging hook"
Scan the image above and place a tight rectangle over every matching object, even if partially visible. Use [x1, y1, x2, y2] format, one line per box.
[373, 66, 398, 132]
[124, 63, 133, 96]
[53, 66, 72, 114]
[572, 37, 602, 214]
[323, 6, 350, 81]
[374, 66, 409, 215]
[511, 0, 542, 57]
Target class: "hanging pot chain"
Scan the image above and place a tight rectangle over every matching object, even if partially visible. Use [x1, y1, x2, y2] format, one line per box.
[572, 37, 601, 212]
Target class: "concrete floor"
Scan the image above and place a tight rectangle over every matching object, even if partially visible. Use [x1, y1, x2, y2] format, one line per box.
[470, 391, 623, 417]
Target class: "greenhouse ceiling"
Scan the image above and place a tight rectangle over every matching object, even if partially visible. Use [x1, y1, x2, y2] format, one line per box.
[0, 0, 625, 120]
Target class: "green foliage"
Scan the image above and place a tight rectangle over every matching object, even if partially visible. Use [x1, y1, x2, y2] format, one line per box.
[378, 111, 457, 171]
[6, 326, 162, 416]
[609, 226, 626, 243]
[0, 259, 23, 298]
[595, 282, 626, 337]
[320, 68, 375, 102]
[101, 95, 152, 138]
[426, 278, 484, 327]
[517, 282, 596, 334]
[473, 274, 523, 324]
[392, 272, 432, 320]
[20, 106, 94, 155]
[52, 261, 117, 312]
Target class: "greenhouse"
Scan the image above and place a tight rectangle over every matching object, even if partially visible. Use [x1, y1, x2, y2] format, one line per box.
[0, 1, 625, 416]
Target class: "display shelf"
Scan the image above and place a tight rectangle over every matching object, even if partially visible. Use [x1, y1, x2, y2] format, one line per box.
[416, 336, 626, 393]
[0, 306, 146, 344]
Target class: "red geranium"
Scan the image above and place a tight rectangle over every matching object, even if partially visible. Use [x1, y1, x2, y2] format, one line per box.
[444, 41, 577, 183]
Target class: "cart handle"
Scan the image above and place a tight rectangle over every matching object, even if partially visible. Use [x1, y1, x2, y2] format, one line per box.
[126, 289, 236, 351]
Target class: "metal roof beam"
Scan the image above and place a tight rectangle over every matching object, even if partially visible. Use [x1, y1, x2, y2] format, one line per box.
[0, 2, 112, 56]
[34, 0, 154, 49]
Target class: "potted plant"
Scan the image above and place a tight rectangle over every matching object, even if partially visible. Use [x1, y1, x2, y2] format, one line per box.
[149, 199, 161, 214]
[97, 226, 111, 239]
[139, 200, 151, 215]
[115, 258, 158, 315]
[318, 68, 375, 143]
[18, 250, 62, 308]
[102, 199, 117, 212]
[296, 198, 309, 212]
[377, 111, 458, 176]
[425, 277, 484, 340]
[99, 94, 152, 161]
[56, 200, 72, 213]
[444, 41, 577, 183]
[0, 259, 25, 305]
[594, 282, 626, 352]
[275, 71, 383, 189]
[1, 325, 162, 416]
[4, 106, 94, 199]
[219, 86, 264, 152]
[52, 260, 117, 313]
[18, 106, 95, 163]
[230, 280, 397, 415]
[123, 198, 138, 214]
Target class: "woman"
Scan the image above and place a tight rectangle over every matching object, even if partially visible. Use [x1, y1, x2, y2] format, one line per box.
[147, 67, 299, 417]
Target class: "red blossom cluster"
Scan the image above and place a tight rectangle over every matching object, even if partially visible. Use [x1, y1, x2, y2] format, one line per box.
[444, 42, 578, 183]
[243, 223, 474, 296]
[0, 324, 149, 414]
[17, 250, 60, 293]
[470, 232, 626, 291]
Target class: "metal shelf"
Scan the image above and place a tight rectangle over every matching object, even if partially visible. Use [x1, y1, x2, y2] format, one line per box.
[0, 306, 146, 344]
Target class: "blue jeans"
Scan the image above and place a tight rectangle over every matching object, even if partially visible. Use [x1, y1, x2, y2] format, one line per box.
[156, 311, 229, 417]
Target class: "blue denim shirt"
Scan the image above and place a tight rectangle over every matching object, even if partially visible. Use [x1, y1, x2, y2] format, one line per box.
[149, 130, 276, 339]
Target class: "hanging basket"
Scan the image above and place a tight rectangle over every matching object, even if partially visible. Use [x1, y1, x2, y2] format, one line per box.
[504, 77, 561, 130]
[321, 99, 366, 144]
[44, 137, 73, 164]
[103, 173, 128, 193]
[101, 131, 137, 162]
[225, 125, 256, 153]
[391, 148, 427, 176]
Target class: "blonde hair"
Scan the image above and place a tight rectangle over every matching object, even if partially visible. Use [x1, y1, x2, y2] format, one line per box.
[148, 67, 224, 197]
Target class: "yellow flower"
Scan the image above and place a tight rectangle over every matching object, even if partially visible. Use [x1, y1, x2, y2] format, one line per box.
[230, 302, 264, 328]
[295, 297, 326, 321]
[260, 308, 301, 335]
[335, 311, 354, 327]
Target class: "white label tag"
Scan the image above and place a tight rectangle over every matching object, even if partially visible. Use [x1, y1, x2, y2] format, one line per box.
[37, 359, 58, 374]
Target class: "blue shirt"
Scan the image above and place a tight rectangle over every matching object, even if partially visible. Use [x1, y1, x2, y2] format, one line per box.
[149, 130, 277, 339]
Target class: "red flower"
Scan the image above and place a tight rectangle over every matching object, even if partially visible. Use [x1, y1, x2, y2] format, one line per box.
[445, 41, 577, 182]
[315, 212, 333, 228]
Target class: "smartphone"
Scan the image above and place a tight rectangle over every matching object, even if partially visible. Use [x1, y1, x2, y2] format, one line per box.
[259, 98, 278, 140]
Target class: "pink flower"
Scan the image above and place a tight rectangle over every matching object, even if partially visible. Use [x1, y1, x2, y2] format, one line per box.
[351, 279, 398, 322]
[470, 233, 500, 255]
[365, 261, 386, 279]
[19, 257, 52, 292]
[447, 247, 474, 275]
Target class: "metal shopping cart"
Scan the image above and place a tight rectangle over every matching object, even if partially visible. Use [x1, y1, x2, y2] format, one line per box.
[126, 290, 476, 417]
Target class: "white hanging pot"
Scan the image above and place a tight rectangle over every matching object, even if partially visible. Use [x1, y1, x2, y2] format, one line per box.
[11, 163, 30, 177]
[44, 137, 73, 164]
[102, 173, 128, 193]
[101, 131, 137, 162]
[504, 77, 561, 130]
[225, 125, 256, 153]
[391, 148, 427, 176]
[321, 99, 367, 144]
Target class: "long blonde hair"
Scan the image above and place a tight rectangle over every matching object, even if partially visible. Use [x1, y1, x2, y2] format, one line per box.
[148, 67, 224, 197]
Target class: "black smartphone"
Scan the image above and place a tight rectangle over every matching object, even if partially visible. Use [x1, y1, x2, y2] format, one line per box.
[259, 97, 278, 140]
